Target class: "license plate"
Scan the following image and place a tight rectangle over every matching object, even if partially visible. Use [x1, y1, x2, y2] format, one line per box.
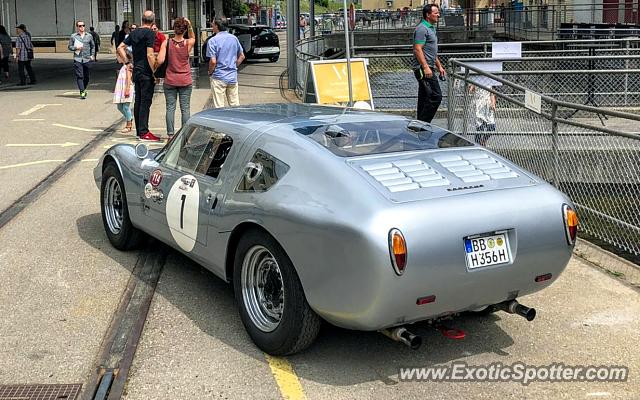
[464, 233, 511, 269]
[255, 46, 278, 53]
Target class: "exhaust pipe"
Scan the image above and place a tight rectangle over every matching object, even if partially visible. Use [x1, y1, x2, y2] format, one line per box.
[380, 327, 423, 350]
[496, 300, 536, 321]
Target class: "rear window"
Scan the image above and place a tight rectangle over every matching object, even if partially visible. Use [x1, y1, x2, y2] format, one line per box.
[294, 120, 473, 157]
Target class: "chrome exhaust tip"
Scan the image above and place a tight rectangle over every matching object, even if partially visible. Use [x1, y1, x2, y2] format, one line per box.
[380, 327, 423, 350]
[496, 300, 536, 321]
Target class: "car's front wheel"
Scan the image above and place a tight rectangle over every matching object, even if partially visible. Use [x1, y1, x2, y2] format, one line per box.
[234, 229, 320, 355]
[100, 162, 144, 250]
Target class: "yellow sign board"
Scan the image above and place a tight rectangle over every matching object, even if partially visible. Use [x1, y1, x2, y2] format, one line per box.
[309, 59, 374, 108]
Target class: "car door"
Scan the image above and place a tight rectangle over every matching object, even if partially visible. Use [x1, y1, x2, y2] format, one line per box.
[143, 124, 219, 255]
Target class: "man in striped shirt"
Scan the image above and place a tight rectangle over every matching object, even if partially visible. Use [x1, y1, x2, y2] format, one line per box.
[15, 24, 36, 85]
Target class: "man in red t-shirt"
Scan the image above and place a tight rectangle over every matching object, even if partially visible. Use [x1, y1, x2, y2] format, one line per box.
[151, 22, 166, 53]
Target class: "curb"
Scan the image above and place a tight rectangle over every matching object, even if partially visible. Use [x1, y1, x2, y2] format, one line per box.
[574, 238, 640, 288]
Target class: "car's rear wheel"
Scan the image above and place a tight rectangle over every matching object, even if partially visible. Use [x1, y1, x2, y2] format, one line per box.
[100, 162, 144, 250]
[234, 229, 320, 355]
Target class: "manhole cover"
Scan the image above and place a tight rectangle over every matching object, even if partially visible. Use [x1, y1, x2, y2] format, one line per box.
[0, 384, 82, 400]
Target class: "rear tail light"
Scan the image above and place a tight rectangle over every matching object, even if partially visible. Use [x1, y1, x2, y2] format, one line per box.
[562, 204, 578, 245]
[389, 228, 407, 275]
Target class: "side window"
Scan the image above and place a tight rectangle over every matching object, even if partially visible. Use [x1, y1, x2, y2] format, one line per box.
[236, 149, 289, 192]
[162, 125, 212, 173]
[193, 131, 234, 179]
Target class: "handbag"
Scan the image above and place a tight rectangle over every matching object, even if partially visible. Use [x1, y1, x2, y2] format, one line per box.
[154, 39, 169, 79]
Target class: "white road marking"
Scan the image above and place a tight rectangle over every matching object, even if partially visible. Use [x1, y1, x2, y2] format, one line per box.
[81, 158, 99, 162]
[52, 123, 102, 132]
[63, 91, 80, 95]
[264, 91, 277, 94]
[12, 118, 45, 122]
[6, 142, 79, 148]
[0, 159, 65, 170]
[19, 104, 62, 116]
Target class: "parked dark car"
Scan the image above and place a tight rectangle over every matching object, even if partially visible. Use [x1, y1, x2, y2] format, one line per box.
[202, 25, 280, 63]
[229, 24, 280, 62]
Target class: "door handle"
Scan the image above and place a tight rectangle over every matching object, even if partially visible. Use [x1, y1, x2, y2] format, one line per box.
[206, 193, 213, 203]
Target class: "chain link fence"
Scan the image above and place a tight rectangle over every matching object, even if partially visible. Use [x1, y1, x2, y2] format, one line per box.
[448, 59, 640, 273]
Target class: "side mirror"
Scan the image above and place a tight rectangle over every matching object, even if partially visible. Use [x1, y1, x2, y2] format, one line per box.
[135, 143, 149, 159]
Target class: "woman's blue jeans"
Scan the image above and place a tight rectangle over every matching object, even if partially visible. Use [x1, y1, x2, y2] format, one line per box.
[116, 102, 133, 121]
[164, 84, 192, 135]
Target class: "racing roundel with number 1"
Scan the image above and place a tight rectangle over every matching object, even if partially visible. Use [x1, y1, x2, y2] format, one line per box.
[166, 174, 199, 252]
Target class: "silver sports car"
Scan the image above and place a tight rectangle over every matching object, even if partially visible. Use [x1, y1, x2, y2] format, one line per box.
[94, 104, 578, 355]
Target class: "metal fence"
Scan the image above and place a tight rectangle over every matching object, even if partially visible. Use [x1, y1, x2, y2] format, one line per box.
[447, 58, 640, 263]
[351, 38, 640, 111]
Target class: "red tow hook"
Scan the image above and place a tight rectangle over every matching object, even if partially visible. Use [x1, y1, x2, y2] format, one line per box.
[435, 324, 466, 340]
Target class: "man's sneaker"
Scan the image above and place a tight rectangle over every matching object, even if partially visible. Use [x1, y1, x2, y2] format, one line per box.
[80, 90, 87, 99]
[140, 132, 161, 141]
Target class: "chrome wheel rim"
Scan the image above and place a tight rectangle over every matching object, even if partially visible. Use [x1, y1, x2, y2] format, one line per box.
[241, 245, 284, 332]
[103, 176, 124, 235]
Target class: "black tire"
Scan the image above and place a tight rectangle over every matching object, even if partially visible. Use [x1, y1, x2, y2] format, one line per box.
[269, 55, 279, 63]
[100, 162, 144, 250]
[233, 229, 321, 355]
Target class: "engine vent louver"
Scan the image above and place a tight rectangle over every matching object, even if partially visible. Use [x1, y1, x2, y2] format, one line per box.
[361, 152, 519, 193]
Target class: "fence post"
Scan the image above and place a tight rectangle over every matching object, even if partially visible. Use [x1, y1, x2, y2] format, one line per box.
[624, 39, 629, 106]
[447, 61, 455, 130]
[483, 43, 487, 58]
[462, 68, 470, 138]
[551, 103, 560, 188]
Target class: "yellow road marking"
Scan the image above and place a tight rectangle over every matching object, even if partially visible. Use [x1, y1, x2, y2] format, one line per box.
[52, 123, 102, 132]
[265, 355, 307, 400]
[12, 118, 45, 121]
[0, 159, 65, 170]
[81, 158, 99, 162]
[19, 104, 62, 116]
[6, 142, 78, 148]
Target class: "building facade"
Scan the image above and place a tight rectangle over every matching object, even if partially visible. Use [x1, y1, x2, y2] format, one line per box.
[0, 0, 225, 37]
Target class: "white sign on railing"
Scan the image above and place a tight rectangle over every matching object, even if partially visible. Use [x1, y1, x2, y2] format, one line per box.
[525, 90, 542, 114]
[492, 42, 522, 59]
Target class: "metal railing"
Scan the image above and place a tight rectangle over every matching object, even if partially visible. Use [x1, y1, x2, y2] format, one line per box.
[447, 57, 640, 262]
[350, 38, 640, 111]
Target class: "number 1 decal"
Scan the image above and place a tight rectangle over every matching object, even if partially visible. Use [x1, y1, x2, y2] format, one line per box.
[166, 174, 200, 252]
[180, 194, 186, 229]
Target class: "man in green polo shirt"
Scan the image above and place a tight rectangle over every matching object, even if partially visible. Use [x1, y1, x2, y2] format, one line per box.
[412, 4, 446, 123]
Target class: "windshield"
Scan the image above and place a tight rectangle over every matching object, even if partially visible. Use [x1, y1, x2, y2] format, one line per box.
[294, 120, 473, 157]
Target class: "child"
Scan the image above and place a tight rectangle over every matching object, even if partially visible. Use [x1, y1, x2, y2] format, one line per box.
[470, 84, 496, 146]
[113, 51, 134, 132]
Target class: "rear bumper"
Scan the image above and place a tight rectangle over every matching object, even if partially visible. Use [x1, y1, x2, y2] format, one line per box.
[248, 47, 280, 58]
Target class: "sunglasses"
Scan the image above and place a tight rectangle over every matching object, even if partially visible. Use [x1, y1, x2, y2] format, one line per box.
[78, 24, 85, 27]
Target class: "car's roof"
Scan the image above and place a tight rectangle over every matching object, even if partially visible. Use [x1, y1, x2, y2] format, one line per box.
[192, 104, 405, 132]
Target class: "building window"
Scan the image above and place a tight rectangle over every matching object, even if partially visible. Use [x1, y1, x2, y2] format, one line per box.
[168, 0, 178, 28]
[98, 0, 112, 21]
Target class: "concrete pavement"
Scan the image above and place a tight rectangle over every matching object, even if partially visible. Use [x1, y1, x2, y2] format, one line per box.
[0, 31, 639, 400]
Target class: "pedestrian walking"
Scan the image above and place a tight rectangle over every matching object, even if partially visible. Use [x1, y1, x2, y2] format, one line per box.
[470, 84, 496, 146]
[0, 25, 11, 83]
[110, 24, 120, 47]
[163, 17, 196, 140]
[89, 26, 101, 61]
[299, 15, 307, 38]
[15, 24, 36, 86]
[116, 21, 129, 48]
[68, 21, 95, 99]
[411, 4, 445, 123]
[114, 50, 134, 133]
[118, 10, 162, 141]
[207, 18, 245, 108]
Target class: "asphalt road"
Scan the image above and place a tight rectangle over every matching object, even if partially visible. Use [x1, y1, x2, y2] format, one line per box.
[0, 35, 639, 400]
